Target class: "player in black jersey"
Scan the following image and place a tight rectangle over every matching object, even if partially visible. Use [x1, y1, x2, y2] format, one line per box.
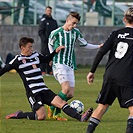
[0, 37, 92, 122]
[86, 7, 133, 133]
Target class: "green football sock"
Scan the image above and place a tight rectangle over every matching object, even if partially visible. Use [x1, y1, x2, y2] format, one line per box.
[66, 97, 71, 101]
[54, 91, 67, 116]
[50, 105, 55, 111]
[58, 91, 67, 101]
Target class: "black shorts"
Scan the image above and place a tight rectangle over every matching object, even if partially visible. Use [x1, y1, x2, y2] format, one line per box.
[27, 90, 56, 112]
[96, 83, 133, 108]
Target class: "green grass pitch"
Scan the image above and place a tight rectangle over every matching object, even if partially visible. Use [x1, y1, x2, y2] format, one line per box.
[0, 67, 128, 133]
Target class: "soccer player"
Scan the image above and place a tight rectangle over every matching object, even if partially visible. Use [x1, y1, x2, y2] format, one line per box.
[48, 12, 102, 121]
[0, 37, 92, 122]
[86, 7, 133, 133]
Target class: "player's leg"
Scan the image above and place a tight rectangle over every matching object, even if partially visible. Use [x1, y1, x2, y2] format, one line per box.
[6, 94, 46, 120]
[126, 106, 133, 133]
[48, 95, 66, 120]
[51, 95, 92, 122]
[54, 81, 72, 116]
[118, 86, 133, 133]
[48, 64, 71, 120]
[86, 104, 109, 133]
[87, 83, 115, 133]
[6, 110, 36, 120]
[53, 66, 75, 120]
[55, 66, 75, 115]
[48, 81, 69, 121]
[124, 88, 133, 133]
[27, 94, 47, 120]
[61, 69, 75, 101]
[6, 107, 46, 120]
[35, 106, 46, 120]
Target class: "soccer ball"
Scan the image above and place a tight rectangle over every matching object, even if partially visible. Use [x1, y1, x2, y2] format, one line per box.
[70, 100, 84, 114]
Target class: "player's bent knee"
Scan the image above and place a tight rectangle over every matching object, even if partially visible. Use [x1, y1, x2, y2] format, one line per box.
[58, 99, 67, 108]
[55, 100, 66, 109]
[60, 101, 67, 108]
[37, 114, 46, 120]
[51, 95, 67, 109]
[36, 107, 46, 120]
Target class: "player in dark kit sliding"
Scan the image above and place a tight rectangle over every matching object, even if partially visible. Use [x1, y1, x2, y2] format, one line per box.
[86, 7, 133, 133]
[0, 37, 93, 122]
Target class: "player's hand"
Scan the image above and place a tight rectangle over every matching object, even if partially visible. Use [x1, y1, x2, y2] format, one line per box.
[49, 61, 52, 66]
[56, 46, 65, 53]
[87, 72, 94, 85]
[99, 43, 103, 48]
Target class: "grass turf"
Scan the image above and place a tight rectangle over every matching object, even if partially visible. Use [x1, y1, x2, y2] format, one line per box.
[0, 67, 128, 133]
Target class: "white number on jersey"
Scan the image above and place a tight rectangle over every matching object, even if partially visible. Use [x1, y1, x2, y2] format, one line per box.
[115, 42, 128, 59]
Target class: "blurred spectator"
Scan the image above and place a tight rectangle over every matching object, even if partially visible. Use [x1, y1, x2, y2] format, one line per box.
[95, 0, 111, 17]
[38, 6, 58, 75]
[14, 0, 30, 24]
[87, 0, 96, 11]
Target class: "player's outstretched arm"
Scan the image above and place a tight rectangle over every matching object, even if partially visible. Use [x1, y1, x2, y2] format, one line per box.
[48, 46, 65, 66]
[55, 46, 65, 53]
[0, 64, 13, 76]
[99, 43, 103, 48]
[42, 46, 65, 63]
[87, 72, 94, 85]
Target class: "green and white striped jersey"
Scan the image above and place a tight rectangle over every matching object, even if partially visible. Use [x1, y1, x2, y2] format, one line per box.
[48, 27, 89, 68]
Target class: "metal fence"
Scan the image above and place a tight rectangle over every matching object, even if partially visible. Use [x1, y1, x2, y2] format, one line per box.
[0, 0, 133, 26]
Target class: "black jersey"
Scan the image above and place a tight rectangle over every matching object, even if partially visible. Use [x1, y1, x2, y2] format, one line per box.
[91, 27, 133, 87]
[0, 51, 56, 95]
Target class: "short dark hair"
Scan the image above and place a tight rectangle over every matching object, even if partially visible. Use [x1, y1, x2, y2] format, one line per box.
[46, 6, 52, 10]
[67, 12, 81, 21]
[124, 7, 133, 24]
[19, 37, 34, 48]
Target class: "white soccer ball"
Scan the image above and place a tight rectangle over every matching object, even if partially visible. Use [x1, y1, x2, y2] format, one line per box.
[70, 100, 84, 114]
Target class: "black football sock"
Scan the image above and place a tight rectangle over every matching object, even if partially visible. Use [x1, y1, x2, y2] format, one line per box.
[62, 103, 81, 121]
[86, 117, 100, 133]
[17, 111, 37, 120]
[126, 117, 133, 133]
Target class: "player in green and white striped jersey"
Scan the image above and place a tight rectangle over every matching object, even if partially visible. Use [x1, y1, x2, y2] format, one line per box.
[48, 12, 103, 121]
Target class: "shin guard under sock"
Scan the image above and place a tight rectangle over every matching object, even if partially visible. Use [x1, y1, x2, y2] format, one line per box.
[126, 117, 133, 133]
[86, 117, 100, 133]
[18, 111, 37, 120]
[62, 103, 81, 121]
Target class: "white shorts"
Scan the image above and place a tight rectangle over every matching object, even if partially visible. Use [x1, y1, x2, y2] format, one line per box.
[53, 64, 75, 87]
